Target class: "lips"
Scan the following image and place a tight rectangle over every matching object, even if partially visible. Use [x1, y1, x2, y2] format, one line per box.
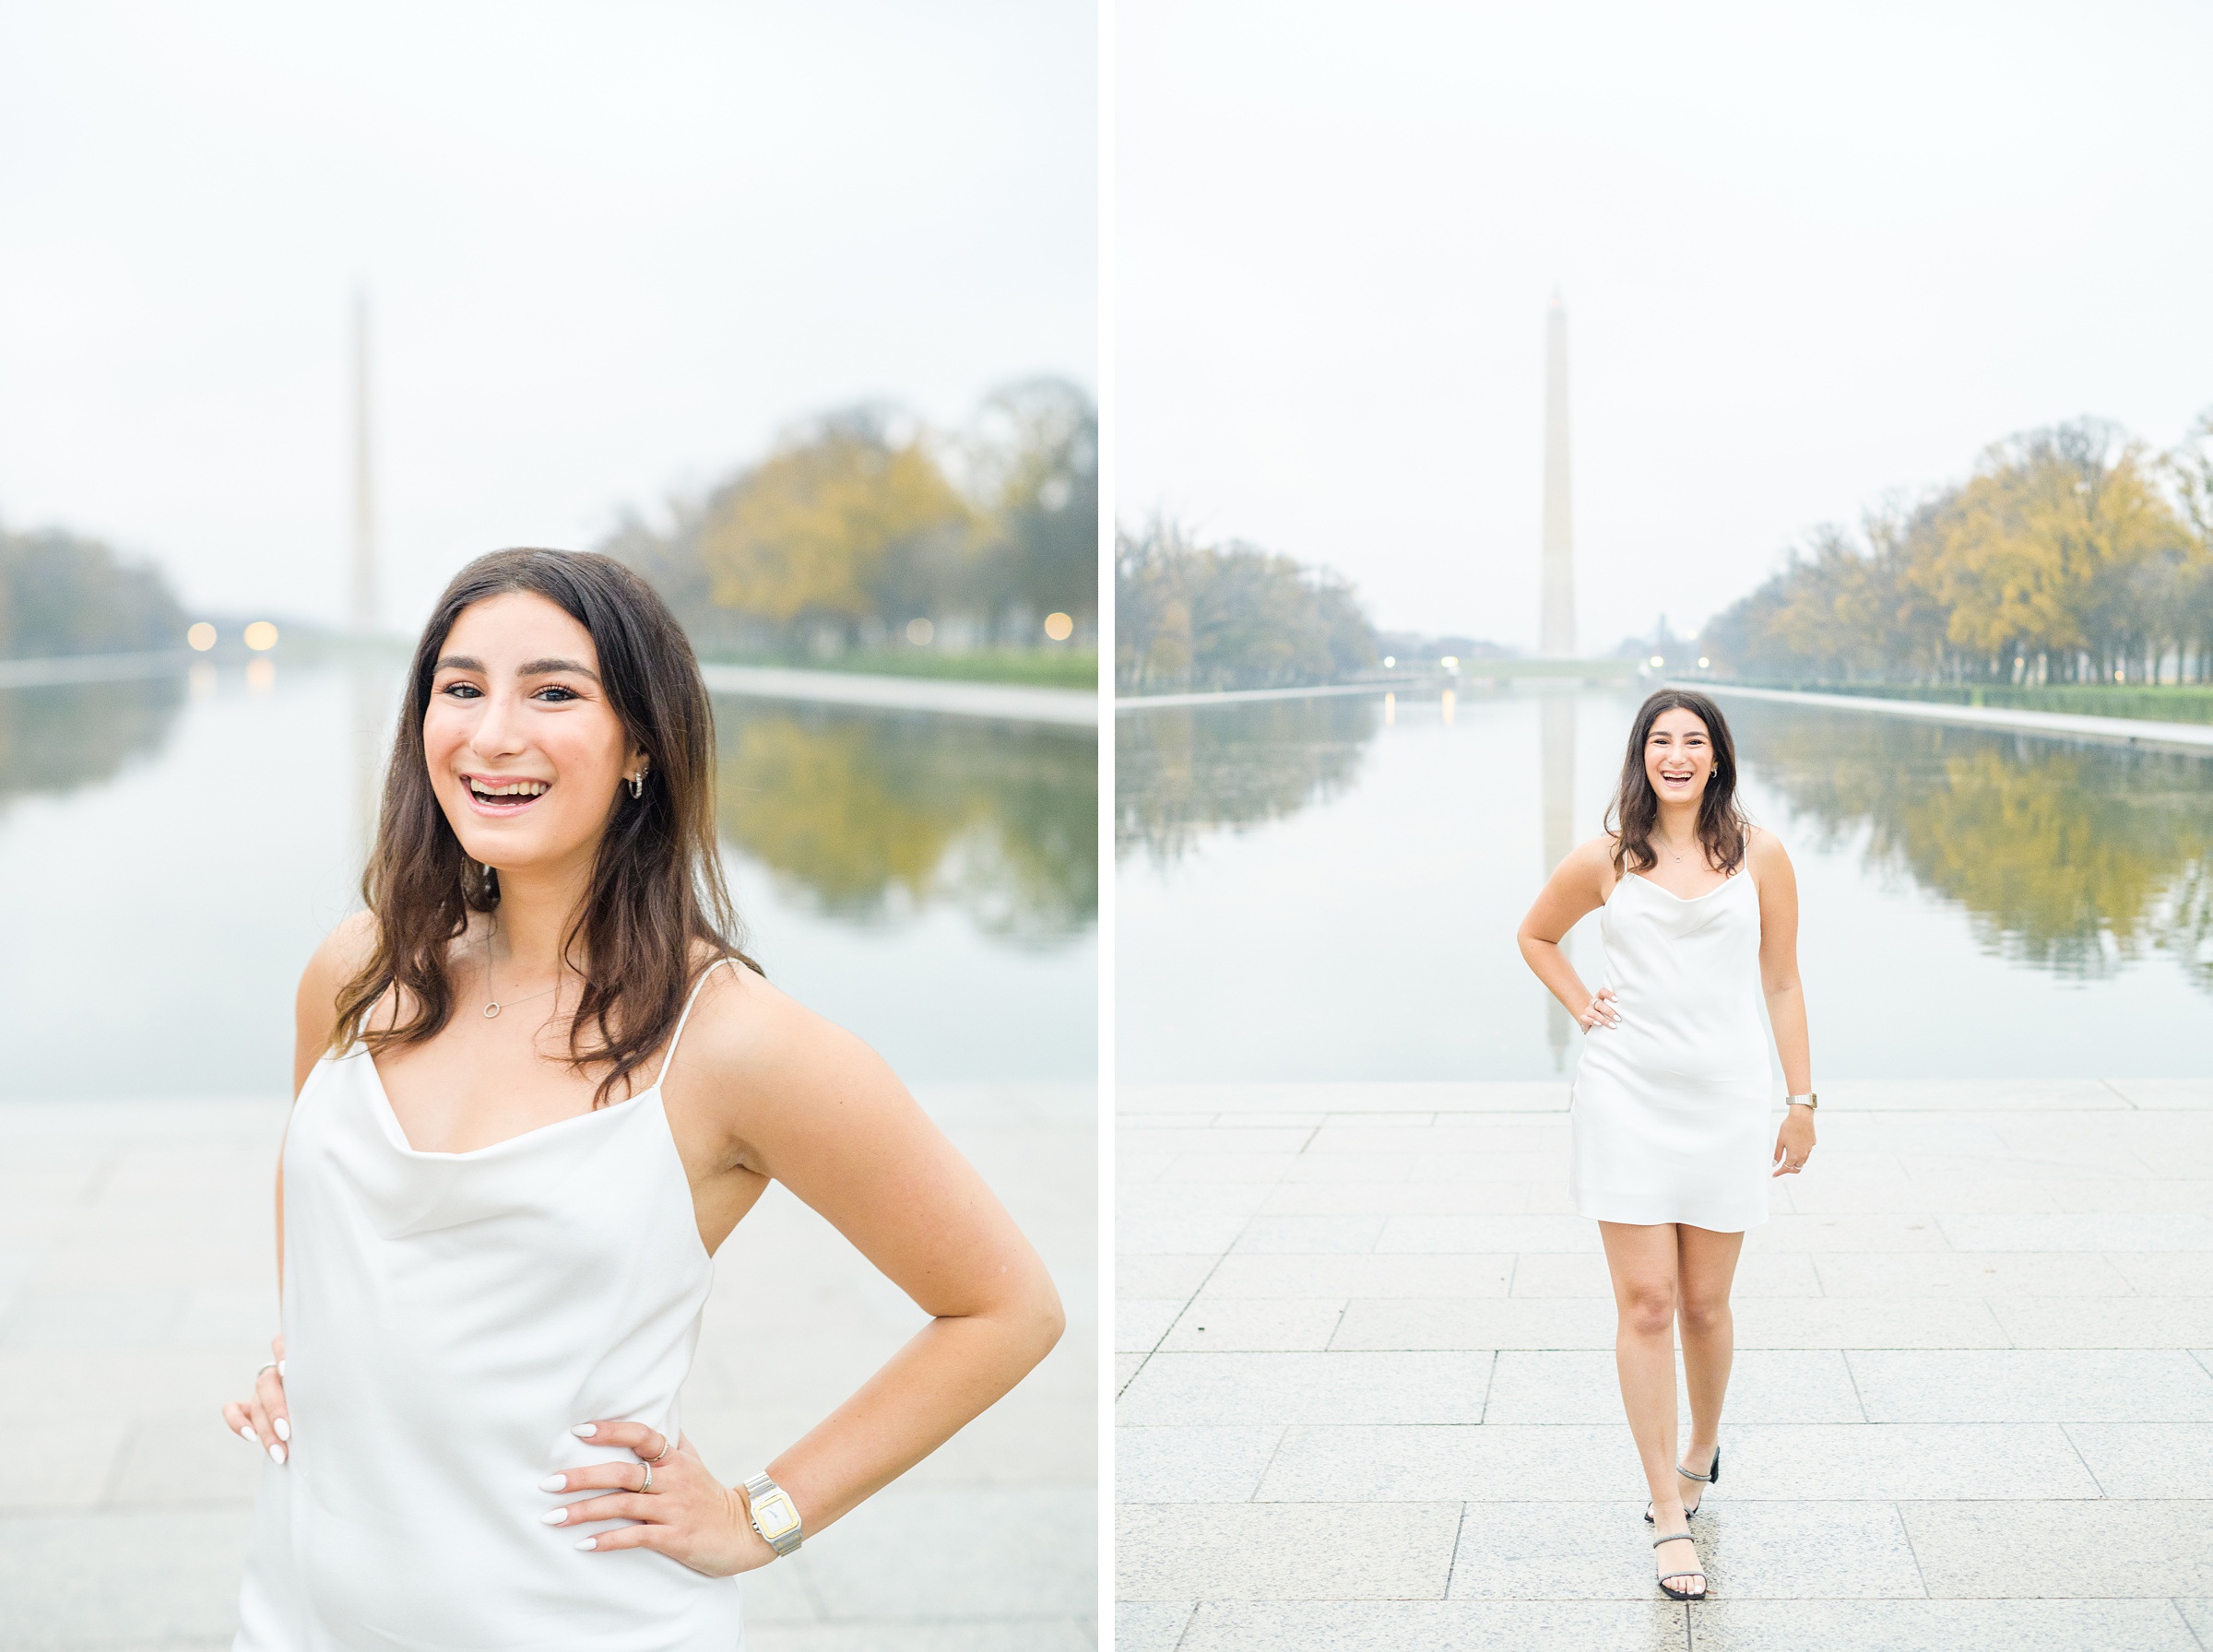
[461, 773, 550, 815]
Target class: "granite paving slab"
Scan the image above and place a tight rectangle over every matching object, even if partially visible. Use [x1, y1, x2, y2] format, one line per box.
[1845, 1349, 2213, 1422]
[1169, 1599, 1689, 1651]
[1118, 1351, 1495, 1427]
[1118, 1081, 2213, 1642]
[1686, 1598, 2202, 1651]
[2063, 1423, 2213, 1498]
[1163, 1296, 1347, 1351]
[1899, 1499, 2213, 1596]
[1118, 1501, 1462, 1600]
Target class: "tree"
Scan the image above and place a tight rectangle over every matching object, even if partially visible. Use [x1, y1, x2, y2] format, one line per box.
[1920, 421, 2183, 679]
[1115, 520, 1379, 692]
[0, 525, 183, 657]
[606, 384, 1100, 658]
[1705, 416, 2207, 684]
[696, 408, 976, 648]
[968, 378, 1097, 633]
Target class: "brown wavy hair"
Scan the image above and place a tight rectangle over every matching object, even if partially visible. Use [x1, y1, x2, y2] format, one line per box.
[330, 548, 760, 1104]
[1605, 688, 1751, 877]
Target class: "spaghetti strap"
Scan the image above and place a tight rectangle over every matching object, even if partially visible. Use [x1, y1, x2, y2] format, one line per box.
[656, 956, 740, 1088]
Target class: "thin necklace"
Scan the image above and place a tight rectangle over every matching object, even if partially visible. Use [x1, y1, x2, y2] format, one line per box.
[481, 921, 562, 1020]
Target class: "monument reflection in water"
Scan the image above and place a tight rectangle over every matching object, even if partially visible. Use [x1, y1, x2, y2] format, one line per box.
[1116, 687, 2213, 1083]
[0, 664, 1095, 1098]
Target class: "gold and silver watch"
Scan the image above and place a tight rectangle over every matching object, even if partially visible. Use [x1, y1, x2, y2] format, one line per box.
[743, 1472, 803, 1556]
[1786, 1092, 1818, 1109]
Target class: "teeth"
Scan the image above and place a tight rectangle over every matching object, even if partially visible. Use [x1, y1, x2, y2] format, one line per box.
[469, 780, 548, 797]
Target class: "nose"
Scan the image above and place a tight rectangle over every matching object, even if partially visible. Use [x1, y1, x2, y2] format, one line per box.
[467, 688, 531, 760]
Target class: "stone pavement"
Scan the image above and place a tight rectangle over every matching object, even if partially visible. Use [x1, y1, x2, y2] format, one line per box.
[1117, 1080, 2213, 1652]
[0, 1084, 1095, 1651]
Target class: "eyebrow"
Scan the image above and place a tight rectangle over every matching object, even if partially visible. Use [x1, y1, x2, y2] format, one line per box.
[519, 656, 601, 681]
[432, 654, 600, 682]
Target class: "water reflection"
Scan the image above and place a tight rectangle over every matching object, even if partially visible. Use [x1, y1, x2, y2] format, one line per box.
[715, 701, 1095, 943]
[0, 667, 1094, 1095]
[1730, 702, 2213, 993]
[1118, 688, 2213, 1082]
[0, 678, 183, 808]
[1116, 693, 1380, 865]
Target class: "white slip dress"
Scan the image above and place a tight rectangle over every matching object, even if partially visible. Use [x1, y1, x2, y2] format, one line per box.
[234, 958, 747, 1652]
[1569, 866, 1774, 1233]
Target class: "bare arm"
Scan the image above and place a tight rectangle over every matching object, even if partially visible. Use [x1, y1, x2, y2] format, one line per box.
[743, 1016, 1062, 1537]
[1517, 834, 1619, 1027]
[226, 912, 375, 1462]
[278, 913, 378, 1290]
[563, 969, 1064, 1575]
[1751, 832, 1812, 1095]
[1752, 831, 1818, 1177]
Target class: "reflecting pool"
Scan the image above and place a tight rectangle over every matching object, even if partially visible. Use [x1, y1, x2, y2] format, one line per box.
[0, 664, 1095, 1098]
[1117, 686, 2213, 1082]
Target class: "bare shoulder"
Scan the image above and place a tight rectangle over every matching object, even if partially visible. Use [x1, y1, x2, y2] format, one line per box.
[293, 911, 382, 1082]
[299, 910, 379, 1015]
[1745, 824, 1794, 879]
[1570, 831, 1620, 888]
[1574, 831, 1619, 868]
[670, 953, 893, 1119]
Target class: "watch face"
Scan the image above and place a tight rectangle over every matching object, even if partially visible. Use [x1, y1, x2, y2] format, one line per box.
[754, 1490, 800, 1538]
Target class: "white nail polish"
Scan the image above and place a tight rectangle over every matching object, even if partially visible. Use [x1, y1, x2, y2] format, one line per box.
[239, 1425, 257, 1443]
[278, 1360, 287, 1376]
[570, 1423, 597, 1437]
[274, 1418, 290, 1443]
[542, 1507, 568, 1525]
[538, 1474, 567, 1492]
[269, 1444, 286, 1465]
[574, 1537, 597, 1551]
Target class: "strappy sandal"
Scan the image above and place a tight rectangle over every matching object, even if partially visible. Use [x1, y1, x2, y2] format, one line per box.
[1644, 1441, 1720, 1523]
[1651, 1528, 1707, 1600]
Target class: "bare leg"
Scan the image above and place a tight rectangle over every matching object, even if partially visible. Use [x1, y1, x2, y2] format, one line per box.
[1675, 1223, 1745, 1511]
[1599, 1220, 1701, 1596]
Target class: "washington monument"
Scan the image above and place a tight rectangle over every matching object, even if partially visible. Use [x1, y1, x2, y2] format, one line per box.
[1540, 290, 1574, 656]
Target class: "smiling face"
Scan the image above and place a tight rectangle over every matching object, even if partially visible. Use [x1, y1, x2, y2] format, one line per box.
[421, 591, 646, 879]
[1643, 705, 1715, 809]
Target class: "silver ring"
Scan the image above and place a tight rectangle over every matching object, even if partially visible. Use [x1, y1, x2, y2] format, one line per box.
[642, 1434, 673, 1465]
[638, 1460, 655, 1494]
[255, 1362, 278, 1379]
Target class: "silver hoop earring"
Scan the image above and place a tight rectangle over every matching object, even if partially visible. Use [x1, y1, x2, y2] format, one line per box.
[629, 771, 645, 799]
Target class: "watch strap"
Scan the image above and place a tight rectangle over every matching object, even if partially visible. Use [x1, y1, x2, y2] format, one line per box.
[743, 1472, 804, 1556]
[1787, 1092, 1818, 1109]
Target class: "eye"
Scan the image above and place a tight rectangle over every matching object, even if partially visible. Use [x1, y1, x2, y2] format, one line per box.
[441, 680, 483, 700]
[532, 684, 581, 702]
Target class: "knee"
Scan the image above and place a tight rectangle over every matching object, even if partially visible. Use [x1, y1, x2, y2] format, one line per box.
[1618, 1281, 1675, 1338]
[1677, 1292, 1730, 1336]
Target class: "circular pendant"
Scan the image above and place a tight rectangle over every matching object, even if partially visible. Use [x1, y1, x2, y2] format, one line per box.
[482, 1002, 501, 1019]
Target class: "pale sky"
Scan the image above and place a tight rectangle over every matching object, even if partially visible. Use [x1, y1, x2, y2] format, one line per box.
[0, 1, 1095, 630]
[1117, 0, 2213, 653]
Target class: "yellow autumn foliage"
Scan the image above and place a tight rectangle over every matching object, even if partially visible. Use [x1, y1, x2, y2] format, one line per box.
[1923, 433, 2178, 656]
[697, 418, 976, 628]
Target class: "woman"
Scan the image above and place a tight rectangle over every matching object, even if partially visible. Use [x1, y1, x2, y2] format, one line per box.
[1516, 688, 1816, 1603]
[220, 549, 1064, 1647]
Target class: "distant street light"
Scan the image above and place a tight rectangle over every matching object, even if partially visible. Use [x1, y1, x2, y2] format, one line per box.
[1440, 655, 1459, 674]
[1698, 655, 1710, 669]
[1382, 655, 1395, 669]
[906, 618, 935, 645]
[1650, 655, 1665, 667]
[244, 621, 279, 651]
[1042, 612, 1074, 642]
[187, 622, 217, 652]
